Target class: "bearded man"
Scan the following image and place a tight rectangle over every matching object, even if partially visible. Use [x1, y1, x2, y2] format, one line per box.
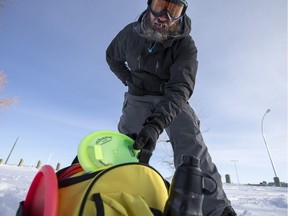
[106, 0, 236, 215]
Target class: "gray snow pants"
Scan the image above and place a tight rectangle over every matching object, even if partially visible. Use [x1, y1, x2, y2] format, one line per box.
[118, 92, 231, 216]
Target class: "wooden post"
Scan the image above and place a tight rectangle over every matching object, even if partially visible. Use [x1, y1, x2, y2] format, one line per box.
[36, 160, 42, 169]
[55, 163, 61, 171]
[225, 174, 231, 184]
[18, 159, 24, 167]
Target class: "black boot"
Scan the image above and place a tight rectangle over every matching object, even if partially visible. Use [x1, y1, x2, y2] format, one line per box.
[221, 206, 237, 216]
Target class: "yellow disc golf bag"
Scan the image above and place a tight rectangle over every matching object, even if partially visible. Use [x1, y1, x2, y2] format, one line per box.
[57, 162, 169, 216]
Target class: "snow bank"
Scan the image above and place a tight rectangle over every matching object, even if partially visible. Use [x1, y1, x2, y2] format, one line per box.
[0, 165, 287, 216]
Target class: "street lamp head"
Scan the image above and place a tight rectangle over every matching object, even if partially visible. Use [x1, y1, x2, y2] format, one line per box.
[266, 109, 271, 113]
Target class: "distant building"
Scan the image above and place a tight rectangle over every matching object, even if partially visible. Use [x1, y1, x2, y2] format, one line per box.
[248, 181, 287, 187]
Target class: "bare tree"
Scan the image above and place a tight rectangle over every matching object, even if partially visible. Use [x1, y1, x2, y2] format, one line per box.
[0, 0, 14, 26]
[158, 107, 210, 175]
[0, 1, 18, 107]
[0, 71, 18, 108]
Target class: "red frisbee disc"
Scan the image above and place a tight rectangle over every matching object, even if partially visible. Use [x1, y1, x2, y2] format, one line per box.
[23, 165, 58, 216]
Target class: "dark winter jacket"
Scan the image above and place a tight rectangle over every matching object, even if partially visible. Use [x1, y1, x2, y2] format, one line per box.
[106, 12, 198, 127]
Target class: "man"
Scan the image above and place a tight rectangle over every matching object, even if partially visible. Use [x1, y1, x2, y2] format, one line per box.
[106, 0, 236, 215]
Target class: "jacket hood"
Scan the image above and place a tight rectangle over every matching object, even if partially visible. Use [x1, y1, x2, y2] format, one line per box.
[133, 10, 192, 43]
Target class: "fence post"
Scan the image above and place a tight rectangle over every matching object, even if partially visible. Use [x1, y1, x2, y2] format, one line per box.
[225, 174, 231, 184]
[18, 159, 24, 167]
[36, 160, 42, 169]
[55, 163, 61, 171]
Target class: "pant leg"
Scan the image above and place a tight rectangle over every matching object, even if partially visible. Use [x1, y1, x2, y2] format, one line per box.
[118, 92, 155, 135]
[118, 94, 231, 215]
[165, 103, 231, 216]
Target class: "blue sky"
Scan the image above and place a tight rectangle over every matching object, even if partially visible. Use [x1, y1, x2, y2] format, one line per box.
[0, 0, 287, 184]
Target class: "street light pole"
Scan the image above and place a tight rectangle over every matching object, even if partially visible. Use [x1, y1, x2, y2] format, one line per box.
[231, 160, 240, 184]
[5, 136, 19, 164]
[261, 109, 281, 187]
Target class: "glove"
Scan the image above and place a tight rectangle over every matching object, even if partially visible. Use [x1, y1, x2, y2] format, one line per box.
[134, 124, 160, 151]
[133, 116, 165, 163]
[125, 133, 137, 140]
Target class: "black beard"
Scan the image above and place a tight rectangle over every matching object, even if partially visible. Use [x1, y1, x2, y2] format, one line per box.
[141, 13, 182, 42]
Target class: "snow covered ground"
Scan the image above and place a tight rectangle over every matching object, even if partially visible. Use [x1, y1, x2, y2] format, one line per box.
[0, 164, 287, 216]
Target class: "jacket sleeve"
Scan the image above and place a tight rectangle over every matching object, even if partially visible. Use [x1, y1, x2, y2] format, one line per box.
[152, 37, 198, 127]
[106, 26, 132, 86]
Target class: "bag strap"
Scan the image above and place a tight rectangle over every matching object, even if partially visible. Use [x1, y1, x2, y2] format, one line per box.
[92, 194, 104, 216]
[188, 168, 218, 195]
[91, 193, 163, 216]
[57, 164, 83, 181]
[57, 165, 101, 188]
[79, 163, 169, 215]
[150, 208, 163, 216]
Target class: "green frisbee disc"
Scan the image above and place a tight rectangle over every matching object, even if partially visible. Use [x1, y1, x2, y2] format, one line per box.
[78, 130, 140, 172]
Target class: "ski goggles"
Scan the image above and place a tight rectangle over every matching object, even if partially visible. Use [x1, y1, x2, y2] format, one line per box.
[148, 0, 187, 21]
